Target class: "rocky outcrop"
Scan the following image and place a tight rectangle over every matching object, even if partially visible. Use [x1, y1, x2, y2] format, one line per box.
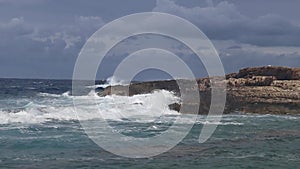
[227, 76, 275, 87]
[233, 66, 300, 80]
[226, 80, 300, 114]
[99, 66, 300, 115]
[98, 80, 181, 96]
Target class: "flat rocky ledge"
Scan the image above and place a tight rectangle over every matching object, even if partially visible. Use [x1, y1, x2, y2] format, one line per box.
[98, 66, 300, 115]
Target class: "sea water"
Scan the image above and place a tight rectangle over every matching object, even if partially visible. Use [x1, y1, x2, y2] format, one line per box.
[0, 79, 299, 168]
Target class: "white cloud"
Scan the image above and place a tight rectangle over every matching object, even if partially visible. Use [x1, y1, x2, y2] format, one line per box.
[30, 15, 105, 49]
[62, 33, 81, 49]
[0, 17, 33, 36]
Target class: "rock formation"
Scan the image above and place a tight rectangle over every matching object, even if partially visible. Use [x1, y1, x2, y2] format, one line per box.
[98, 66, 300, 115]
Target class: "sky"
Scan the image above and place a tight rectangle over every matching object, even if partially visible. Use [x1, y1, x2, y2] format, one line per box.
[0, 0, 300, 79]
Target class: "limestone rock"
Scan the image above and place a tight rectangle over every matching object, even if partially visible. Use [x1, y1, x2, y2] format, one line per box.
[98, 66, 300, 115]
[235, 66, 300, 80]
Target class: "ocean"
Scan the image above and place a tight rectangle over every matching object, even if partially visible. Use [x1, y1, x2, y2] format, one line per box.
[0, 79, 299, 169]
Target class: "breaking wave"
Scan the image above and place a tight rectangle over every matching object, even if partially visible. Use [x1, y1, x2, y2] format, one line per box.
[0, 90, 180, 125]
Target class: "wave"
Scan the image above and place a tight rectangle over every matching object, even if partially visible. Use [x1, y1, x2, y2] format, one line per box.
[85, 84, 108, 89]
[0, 90, 180, 125]
[198, 121, 244, 126]
[38, 91, 70, 98]
[3, 89, 297, 125]
[106, 76, 129, 86]
[222, 114, 300, 120]
[84, 76, 129, 89]
[38, 92, 62, 98]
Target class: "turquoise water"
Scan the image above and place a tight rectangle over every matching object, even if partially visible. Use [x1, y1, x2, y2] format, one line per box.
[0, 79, 299, 168]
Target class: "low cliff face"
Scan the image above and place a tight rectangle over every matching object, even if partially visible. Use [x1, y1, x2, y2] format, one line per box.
[99, 66, 300, 115]
[234, 66, 300, 80]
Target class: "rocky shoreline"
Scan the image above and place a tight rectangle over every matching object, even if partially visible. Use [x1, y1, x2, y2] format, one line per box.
[98, 66, 300, 115]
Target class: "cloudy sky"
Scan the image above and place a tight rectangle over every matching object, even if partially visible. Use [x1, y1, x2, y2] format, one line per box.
[0, 0, 300, 79]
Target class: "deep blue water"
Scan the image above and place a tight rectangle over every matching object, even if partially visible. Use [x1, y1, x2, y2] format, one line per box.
[0, 79, 299, 169]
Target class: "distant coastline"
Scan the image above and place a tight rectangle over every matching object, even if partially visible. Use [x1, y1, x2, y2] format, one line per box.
[99, 66, 300, 115]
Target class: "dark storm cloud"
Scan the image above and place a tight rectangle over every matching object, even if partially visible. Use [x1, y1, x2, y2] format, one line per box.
[153, 0, 300, 47]
[0, 0, 155, 79]
[0, 0, 299, 79]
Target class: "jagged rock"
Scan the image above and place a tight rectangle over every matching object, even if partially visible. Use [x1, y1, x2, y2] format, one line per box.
[228, 76, 275, 87]
[226, 72, 238, 79]
[100, 80, 180, 96]
[245, 76, 275, 86]
[168, 103, 181, 112]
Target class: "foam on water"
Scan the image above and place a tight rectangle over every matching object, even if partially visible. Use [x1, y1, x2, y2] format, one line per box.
[0, 90, 180, 125]
[106, 76, 129, 86]
[85, 76, 129, 89]
[85, 84, 108, 89]
[38, 92, 67, 98]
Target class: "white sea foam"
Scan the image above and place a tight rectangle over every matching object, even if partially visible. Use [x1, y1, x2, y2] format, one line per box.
[62, 91, 70, 97]
[85, 84, 108, 89]
[85, 76, 129, 89]
[38, 92, 62, 97]
[198, 121, 244, 126]
[0, 90, 180, 124]
[38, 91, 71, 98]
[106, 76, 129, 86]
[6, 89, 295, 126]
